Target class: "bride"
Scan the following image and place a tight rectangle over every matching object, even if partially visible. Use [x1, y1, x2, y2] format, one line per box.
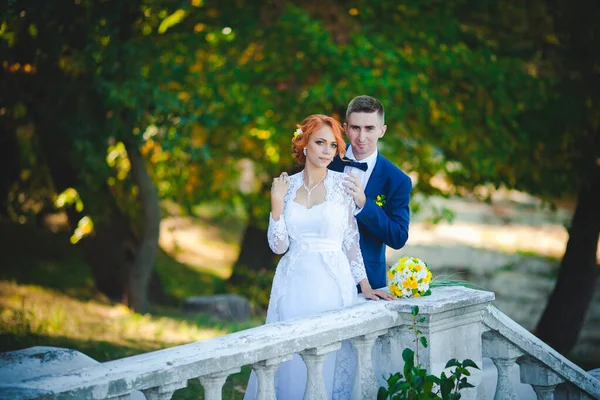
[244, 114, 391, 400]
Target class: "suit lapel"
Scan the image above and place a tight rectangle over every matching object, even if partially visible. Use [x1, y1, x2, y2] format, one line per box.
[365, 153, 386, 199]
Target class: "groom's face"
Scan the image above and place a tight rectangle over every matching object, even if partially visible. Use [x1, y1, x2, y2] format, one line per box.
[344, 112, 386, 160]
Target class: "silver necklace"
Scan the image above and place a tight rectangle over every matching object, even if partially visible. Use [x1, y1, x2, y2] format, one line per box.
[303, 171, 327, 202]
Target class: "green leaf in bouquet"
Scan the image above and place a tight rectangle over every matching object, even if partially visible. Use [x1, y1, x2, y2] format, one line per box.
[420, 336, 428, 348]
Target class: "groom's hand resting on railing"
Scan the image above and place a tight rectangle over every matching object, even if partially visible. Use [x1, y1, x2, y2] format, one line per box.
[359, 280, 394, 301]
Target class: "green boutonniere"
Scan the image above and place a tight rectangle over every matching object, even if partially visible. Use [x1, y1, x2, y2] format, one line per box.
[375, 194, 386, 207]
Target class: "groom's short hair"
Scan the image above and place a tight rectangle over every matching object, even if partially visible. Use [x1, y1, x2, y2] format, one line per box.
[346, 95, 385, 125]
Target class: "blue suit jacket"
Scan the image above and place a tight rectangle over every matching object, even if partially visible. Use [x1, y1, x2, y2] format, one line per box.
[329, 152, 412, 289]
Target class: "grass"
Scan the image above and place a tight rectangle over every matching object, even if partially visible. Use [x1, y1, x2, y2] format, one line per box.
[0, 219, 260, 399]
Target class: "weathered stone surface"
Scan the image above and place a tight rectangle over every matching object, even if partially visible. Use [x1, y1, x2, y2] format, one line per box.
[482, 305, 600, 399]
[0, 346, 146, 399]
[0, 346, 98, 384]
[1, 287, 491, 399]
[183, 294, 251, 321]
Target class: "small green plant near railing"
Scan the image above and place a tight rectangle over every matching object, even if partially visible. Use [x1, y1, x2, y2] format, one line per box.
[377, 305, 480, 400]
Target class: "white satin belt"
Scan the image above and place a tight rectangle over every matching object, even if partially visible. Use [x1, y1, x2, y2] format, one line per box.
[290, 238, 342, 253]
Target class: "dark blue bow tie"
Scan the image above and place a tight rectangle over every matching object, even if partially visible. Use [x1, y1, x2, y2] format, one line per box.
[342, 157, 368, 171]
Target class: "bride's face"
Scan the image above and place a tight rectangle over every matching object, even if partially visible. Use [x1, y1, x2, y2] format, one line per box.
[305, 125, 338, 168]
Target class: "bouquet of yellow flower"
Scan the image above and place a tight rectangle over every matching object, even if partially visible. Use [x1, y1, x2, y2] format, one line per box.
[388, 257, 432, 298]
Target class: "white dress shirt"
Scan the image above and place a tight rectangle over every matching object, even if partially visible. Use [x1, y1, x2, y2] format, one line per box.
[344, 146, 378, 190]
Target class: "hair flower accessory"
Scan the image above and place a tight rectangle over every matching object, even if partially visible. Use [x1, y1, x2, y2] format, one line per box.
[388, 257, 432, 298]
[375, 194, 386, 207]
[294, 128, 303, 138]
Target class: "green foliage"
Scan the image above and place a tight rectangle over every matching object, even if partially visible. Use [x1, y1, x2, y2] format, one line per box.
[225, 265, 275, 311]
[2, 0, 598, 314]
[378, 306, 480, 400]
[0, 221, 258, 399]
[5, 0, 593, 226]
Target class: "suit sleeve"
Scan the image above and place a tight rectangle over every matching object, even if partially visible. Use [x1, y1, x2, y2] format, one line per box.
[355, 173, 411, 250]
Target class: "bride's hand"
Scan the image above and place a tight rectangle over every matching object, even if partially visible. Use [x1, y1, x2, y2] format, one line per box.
[360, 280, 394, 301]
[271, 172, 289, 201]
[271, 172, 289, 219]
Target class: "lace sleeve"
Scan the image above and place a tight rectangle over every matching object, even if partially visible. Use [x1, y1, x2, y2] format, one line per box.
[267, 212, 289, 254]
[343, 200, 367, 284]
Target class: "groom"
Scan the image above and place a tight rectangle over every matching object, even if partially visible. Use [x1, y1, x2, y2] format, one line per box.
[329, 95, 412, 292]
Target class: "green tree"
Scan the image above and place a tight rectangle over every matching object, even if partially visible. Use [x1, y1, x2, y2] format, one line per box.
[2, 1, 597, 355]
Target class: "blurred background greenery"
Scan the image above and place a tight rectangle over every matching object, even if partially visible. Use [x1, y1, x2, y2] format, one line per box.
[1, 0, 598, 398]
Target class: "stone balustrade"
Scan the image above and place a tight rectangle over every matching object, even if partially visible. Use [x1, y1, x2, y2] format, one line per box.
[481, 305, 600, 399]
[1, 286, 599, 399]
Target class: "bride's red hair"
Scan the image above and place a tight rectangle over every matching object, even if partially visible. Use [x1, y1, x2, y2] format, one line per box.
[291, 114, 346, 164]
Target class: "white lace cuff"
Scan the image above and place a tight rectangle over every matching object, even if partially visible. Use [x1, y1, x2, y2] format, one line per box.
[267, 212, 289, 254]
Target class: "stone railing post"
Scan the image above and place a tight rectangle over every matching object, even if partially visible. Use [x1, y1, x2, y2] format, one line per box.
[197, 368, 240, 400]
[376, 327, 405, 387]
[416, 302, 491, 400]
[300, 342, 341, 400]
[519, 358, 565, 400]
[142, 380, 188, 400]
[351, 329, 388, 400]
[482, 330, 524, 400]
[251, 355, 292, 400]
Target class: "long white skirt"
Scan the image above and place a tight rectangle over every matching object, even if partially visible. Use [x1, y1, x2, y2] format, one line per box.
[244, 251, 353, 400]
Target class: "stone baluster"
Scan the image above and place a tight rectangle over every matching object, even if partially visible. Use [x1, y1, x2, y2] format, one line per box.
[482, 331, 524, 400]
[300, 342, 341, 400]
[197, 368, 240, 400]
[519, 358, 565, 400]
[143, 380, 188, 400]
[251, 355, 292, 400]
[376, 330, 393, 387]
[351, 329, 388, 400]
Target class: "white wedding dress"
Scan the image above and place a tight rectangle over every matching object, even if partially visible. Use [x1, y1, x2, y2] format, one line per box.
[244, 170, 367, 400]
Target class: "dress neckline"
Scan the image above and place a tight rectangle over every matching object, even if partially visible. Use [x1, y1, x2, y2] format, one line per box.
[291, 170, 329, 210]
[291, 200, 327, 211]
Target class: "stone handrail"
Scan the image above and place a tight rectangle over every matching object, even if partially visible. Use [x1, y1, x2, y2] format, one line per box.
[1, 286, 598, 399]
[481, 305, 600, 399]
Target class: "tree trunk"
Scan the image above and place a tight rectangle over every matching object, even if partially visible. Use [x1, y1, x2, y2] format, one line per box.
[0, 130, 20, 218]
[37, 122, 166, 307]
[228, 205, 276, 286]
[124, 142, 161, 314]
[535, 165, 600, 354]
